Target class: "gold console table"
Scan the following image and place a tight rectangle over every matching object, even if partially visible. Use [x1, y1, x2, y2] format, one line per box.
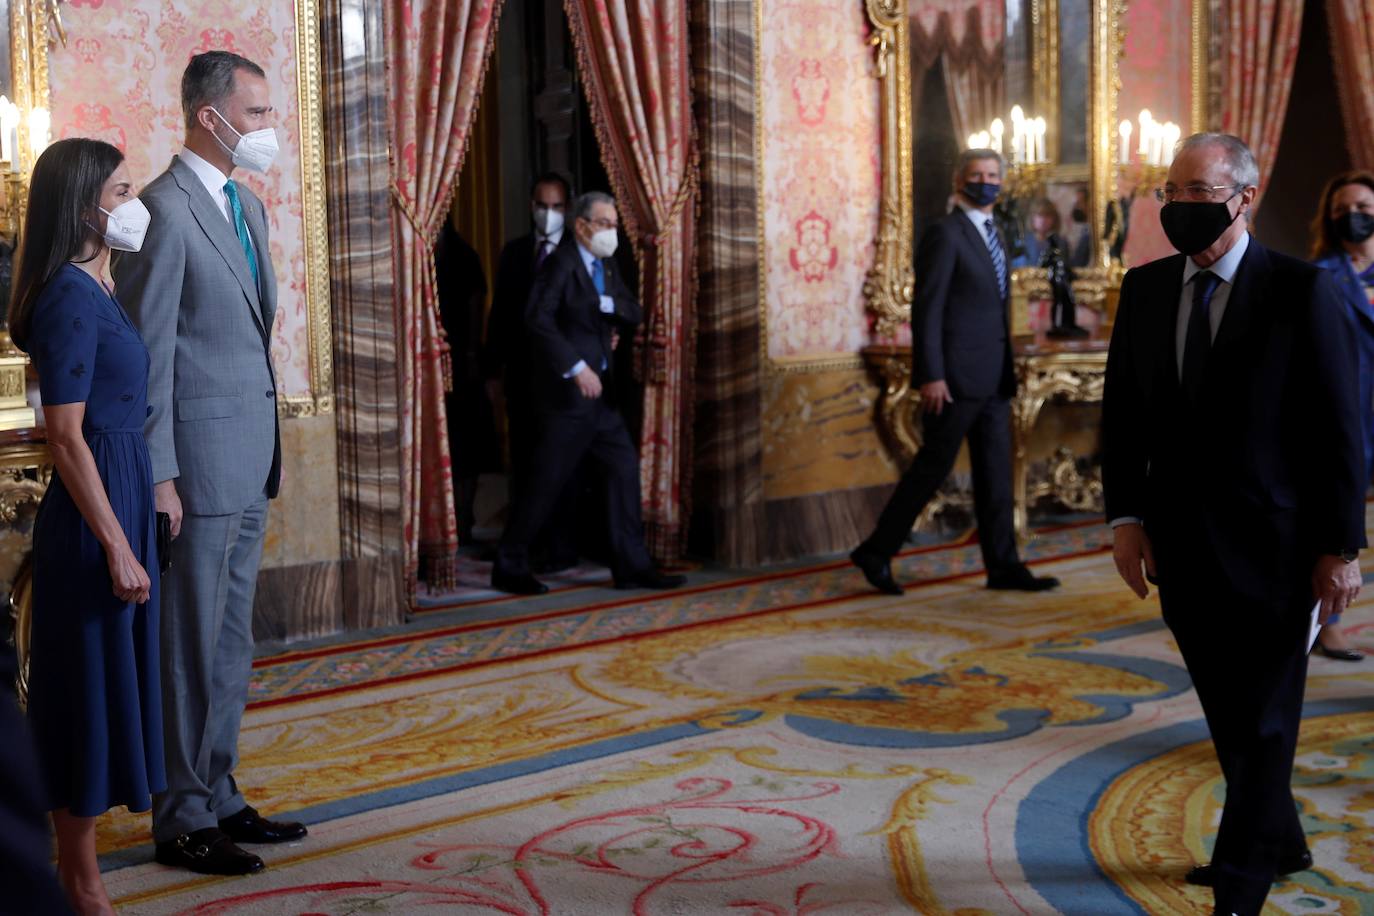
[0, 428, 51, 706]
[862, 332, 1108, 542]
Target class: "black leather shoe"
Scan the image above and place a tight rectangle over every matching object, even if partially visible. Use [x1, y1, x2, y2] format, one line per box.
[1184, 849, 1313, 887]
[987, 566, 1060, 591]
[1316, 643, 1365, 662]
[491, 569, 549, 595]
[219, 805, 308, 844]
[614, 568, 687, 590]
[850, 548, 903, 596]
[154, 827, 265, 875]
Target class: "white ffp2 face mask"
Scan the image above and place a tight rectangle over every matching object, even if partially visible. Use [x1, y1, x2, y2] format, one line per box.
[533, 206, 564, 236]
[588, 228, 618, 259]
[208, 106, 279, 173]
[98, 198, 152, 252]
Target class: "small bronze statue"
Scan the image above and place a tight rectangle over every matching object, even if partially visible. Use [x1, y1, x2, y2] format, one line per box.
[1042, 234, 1089, 339]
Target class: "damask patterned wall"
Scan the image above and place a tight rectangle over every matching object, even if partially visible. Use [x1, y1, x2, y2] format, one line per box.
[48, 0, 315, 399]
[758, 0, 881, 362]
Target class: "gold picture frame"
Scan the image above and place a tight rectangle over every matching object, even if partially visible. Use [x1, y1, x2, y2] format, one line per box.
[279, 0, 334, 418]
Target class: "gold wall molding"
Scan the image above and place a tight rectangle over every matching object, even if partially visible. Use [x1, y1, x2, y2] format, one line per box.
[1190, 0, 1209, 135]
[1091, 0, 1125, 267]
[281, 0, 335, 418]
[861, 0, 914, 343]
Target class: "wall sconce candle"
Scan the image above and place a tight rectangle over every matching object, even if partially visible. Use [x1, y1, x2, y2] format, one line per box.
[27, 107, 50, 160]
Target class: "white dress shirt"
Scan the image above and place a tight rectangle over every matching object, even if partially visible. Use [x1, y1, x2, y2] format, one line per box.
[1175, 231, 1249, 377]
[563, 242, 616, 379]
[1108, 232, 1251, 529]
[956, 199, 997, 237]
[180, 146, 253, 245]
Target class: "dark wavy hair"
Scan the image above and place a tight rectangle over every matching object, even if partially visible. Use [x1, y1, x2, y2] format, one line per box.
[7, 138, 124, 351]
[1309, 170, 1374, 260]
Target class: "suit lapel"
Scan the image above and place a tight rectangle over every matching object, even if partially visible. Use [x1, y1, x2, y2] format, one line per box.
[1210, 239, 1264, 362]
[238, 189, 275, 338]
[169, 157, 268, 341]
[1160, 255, 1186, 393]
[950, 212, 1003, 301]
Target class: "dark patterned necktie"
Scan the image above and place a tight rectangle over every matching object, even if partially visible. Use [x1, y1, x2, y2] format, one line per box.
[1181, 269, 1221, 398]
[983, 218, 1008, 300]
[534, 238, 552, 269]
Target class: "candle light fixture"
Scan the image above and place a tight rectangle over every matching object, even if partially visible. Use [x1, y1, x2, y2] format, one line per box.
[967, 106, 1052, 198]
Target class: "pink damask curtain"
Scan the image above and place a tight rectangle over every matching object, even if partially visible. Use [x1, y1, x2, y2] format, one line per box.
[1327, 0, 1374, 169]
[1220, 0, 1303, 206]
[910, 3, 1004, 148]
[388, 0, 503, 593]
[563, 0, 698, 560]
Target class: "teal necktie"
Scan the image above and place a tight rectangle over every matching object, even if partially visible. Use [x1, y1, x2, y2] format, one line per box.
[223, 179, 259, 286]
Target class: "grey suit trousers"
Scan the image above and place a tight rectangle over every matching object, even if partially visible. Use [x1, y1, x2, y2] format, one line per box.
[152, 494, 268, 841]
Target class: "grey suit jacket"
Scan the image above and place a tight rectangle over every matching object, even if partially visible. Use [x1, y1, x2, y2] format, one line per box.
[114, 155, 281, 516]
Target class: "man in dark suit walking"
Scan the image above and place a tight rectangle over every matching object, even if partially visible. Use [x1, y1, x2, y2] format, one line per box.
[851, 149, 1060, 595]
[1103, 133, 1364, 916]
[485, 173, 578, 566]
[491, 191, 685, 595]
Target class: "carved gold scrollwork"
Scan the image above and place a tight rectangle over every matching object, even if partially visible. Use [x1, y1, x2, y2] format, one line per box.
[1027, 446, 1104, 513]
[862, 0, 914, 340]
[1010, 348, 1109, 539]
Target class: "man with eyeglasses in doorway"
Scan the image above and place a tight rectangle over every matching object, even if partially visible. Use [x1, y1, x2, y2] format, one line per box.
[490, 191, 685, 596]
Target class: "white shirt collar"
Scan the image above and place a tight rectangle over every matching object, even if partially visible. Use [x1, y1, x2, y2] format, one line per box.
[1184, 231, 1250, 286]
[179, 146, 231, 201]
[956, 198, 995, 232]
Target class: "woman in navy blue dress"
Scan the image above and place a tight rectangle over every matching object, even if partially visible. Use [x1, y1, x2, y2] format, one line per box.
[1310, 170, 1374, 662]
[8, 138, 162, 914]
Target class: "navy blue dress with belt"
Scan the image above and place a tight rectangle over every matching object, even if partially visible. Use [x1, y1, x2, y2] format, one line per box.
[25, 263, 165, 816]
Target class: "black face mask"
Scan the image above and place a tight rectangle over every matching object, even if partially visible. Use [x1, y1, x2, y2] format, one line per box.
[1159, 198, 1241, 256]
[1336, 211, 1374, 245]
[962, 181, 1000, 207]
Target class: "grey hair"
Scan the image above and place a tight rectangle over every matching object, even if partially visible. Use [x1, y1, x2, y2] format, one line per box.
[955, 148, 1005, 178]
[181, 51, 266, 132]
[1177, 132, 1260, 188]
[572, 190, 616, 222]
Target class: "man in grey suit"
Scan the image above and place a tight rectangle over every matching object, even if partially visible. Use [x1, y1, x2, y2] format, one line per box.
[115, 51, 305, 876]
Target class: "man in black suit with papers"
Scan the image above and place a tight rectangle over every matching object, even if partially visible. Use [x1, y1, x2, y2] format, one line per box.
[1103, 133, 1365, 916]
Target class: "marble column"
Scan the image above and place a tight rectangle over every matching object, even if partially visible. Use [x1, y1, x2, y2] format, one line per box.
[319, 0, 407, 628]
[690, 0, 766, 566]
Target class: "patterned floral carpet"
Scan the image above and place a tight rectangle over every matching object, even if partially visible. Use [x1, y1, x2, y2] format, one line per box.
[95, 518, 1374, 914]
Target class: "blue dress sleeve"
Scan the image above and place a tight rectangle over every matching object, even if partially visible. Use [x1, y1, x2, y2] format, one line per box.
[29, 276, 99, 406]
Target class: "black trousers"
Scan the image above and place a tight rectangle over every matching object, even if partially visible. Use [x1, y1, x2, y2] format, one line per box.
[860, 394, 1019, 575]
[1156, 535, 1310, 916]
[505, 384, 576, 564]
[496, 397, 651, 579]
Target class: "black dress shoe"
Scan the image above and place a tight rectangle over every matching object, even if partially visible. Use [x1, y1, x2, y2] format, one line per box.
[986, 566, 1060, 591]
[614, 568, 687, 590]
[850, 548, 903, 596]
[1184, 849, 1313, 887]
[491, 569, 549, 595]
[1316, 643, 1365, 662]
[219, 805, 308, 844]
[154, 827, 265, 875]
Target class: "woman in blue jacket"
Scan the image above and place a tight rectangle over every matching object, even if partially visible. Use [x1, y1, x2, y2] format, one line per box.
[1310, 169, 1374, 661]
